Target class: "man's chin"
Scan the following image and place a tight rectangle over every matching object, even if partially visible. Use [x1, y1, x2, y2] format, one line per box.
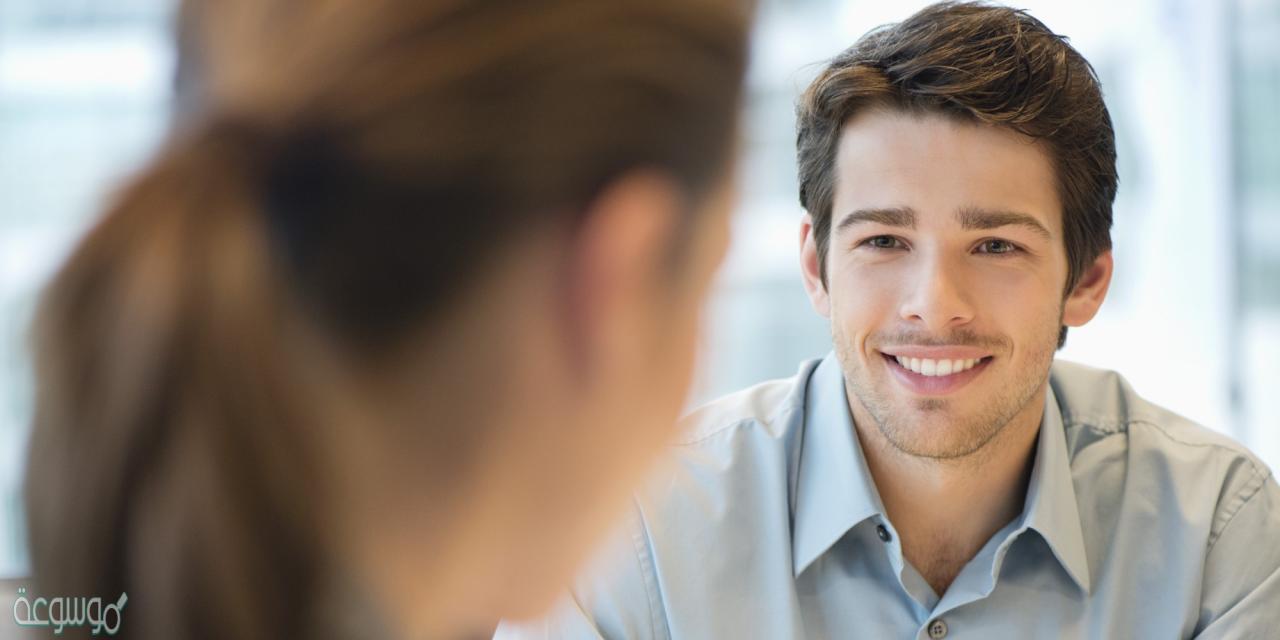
[871, 403, 997, 459]
[910, 396, 950, 412]
[879, 426, 992, 460]
[878, 384, 965, 414]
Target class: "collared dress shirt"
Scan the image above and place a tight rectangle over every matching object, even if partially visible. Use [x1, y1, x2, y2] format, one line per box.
[497, 354, 1280, 639]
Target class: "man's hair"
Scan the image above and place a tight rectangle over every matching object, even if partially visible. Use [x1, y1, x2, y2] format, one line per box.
[796, 1, 1117, 344]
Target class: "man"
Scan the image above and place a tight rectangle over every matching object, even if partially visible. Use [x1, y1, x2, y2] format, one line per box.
[498, 2, 1279, 638]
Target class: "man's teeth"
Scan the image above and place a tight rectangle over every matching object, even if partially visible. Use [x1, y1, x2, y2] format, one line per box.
[893, 356, 983, 376]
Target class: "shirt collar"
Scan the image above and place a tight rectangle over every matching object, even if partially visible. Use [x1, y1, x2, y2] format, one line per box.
[792, 352, 885, 577]
[1019, 381, 1092, 593]
[790, 352, 1092, 594]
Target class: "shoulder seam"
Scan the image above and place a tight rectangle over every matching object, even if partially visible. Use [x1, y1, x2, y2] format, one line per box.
[1207, 464, 1271, 552]
[1060, 413, 1131, 435]
[1133, 418, 1264, 473]
[674, 416, 757, 446]
[675, 406, 799, 447]
[1064, 415, 1263, 469]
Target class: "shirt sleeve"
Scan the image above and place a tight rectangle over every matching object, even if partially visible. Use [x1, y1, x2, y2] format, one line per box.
[1191, 466, 1280, 639]
[494, 502, 667, 640]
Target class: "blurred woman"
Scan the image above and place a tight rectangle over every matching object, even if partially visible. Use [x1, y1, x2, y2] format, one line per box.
[22, 1, 751, 637]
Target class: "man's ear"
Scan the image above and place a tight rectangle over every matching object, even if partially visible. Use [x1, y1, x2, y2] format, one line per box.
[1062, 250, 1113, 327]
[799, 214, 831, 318]
[563, 171, 681, 378]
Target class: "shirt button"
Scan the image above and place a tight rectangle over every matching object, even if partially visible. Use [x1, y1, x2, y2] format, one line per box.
[876, 524, 892, 542]
[927, 618, 948, 639]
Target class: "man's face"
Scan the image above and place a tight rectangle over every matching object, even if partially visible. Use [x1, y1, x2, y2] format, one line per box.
[801, 109, 1076, 460]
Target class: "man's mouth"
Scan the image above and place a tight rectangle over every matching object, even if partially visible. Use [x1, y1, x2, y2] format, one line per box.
[878, 351, 994, 395]
[890, 355, 986, 376]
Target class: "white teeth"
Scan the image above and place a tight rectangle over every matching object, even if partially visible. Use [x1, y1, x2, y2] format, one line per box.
[892, 355, 984, 377]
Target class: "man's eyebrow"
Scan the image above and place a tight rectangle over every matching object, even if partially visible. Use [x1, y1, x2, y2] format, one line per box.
[834, 207, 916, 234]
[957, 207, 1052, 240]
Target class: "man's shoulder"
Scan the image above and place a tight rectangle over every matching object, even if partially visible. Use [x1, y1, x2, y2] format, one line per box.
[672, 358, 821, 446]
[625, 358, 823, 545]
[1050, 359, 1268, 470]
[503, 363, 831, 640]
[1050, 359, 1275, 540]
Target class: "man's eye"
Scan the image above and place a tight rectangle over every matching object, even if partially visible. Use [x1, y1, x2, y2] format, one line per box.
[978, 239, 1018, 254]
[863, 235, 902, 250]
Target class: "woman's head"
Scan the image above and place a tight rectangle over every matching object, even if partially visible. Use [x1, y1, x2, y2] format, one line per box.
[24, 1, 752, 637]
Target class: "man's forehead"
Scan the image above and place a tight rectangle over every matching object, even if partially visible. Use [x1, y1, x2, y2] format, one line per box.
[831, 108, 1062, 235]
[835, 108, 1050, 169]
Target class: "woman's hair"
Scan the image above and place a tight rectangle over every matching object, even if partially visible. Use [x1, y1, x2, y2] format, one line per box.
[796, 1, 1116, 347]
[23, 1, 751, 637]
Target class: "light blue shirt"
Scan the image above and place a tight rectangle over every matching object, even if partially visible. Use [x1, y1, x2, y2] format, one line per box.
[498, 354, 1280, 639]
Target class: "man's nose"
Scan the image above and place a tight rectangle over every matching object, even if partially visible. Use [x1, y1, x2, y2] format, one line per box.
[897, 253, 975, 332]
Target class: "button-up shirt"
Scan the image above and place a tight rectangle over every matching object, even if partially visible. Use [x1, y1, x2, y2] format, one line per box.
[497, 354, 1280, 639]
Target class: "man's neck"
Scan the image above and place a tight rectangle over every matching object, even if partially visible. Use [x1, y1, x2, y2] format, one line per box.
[850, 388, 1045, 597]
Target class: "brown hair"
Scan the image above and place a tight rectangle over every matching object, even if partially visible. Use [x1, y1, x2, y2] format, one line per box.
[23, 1, 750, 637]
[796, 1, 1116, 345]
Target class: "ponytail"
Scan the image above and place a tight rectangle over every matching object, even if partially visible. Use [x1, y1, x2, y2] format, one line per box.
[25, 119, 332, 639]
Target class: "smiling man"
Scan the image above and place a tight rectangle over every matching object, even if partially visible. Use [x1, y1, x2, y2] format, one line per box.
[497, 3, 1280, 639]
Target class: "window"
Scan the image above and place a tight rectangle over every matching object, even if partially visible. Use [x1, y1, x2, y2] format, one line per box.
[0, 0, 175, 577]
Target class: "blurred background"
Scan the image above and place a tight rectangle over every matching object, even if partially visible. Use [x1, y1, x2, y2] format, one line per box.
[0, 0, 1276, 580]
